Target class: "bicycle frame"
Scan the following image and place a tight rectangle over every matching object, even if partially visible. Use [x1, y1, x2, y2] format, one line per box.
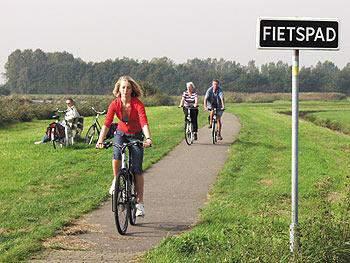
[92, 109, 103, 132]
[51, 109, 73, 147]
[182, 107, 197, 145]
[85, 107, 105, 144]
[106, 140, 143, 234]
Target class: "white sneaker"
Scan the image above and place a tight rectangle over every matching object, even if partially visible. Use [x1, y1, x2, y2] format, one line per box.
[135, 203, 145, 217]
[109, 177, 116, 195]
[34, 141, 42, 145]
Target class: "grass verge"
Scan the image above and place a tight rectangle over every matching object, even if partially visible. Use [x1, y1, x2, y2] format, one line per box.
[0, 106, 206, 261]
[145, 101, 350, 262]
[304, 110, 350, 135]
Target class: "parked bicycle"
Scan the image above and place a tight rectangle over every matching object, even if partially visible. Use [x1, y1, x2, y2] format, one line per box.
[85, 107, 106, 144]
[49, 109, 74, 149]
[210, 107, 225, 144]
[104, 140, 144, 235]
[180, 106, 197, 145]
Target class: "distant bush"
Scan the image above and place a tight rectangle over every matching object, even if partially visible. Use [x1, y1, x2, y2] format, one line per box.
[143, 93, 176, 106]
[224, 92, 347, 103]
[0, 93, 175, 126]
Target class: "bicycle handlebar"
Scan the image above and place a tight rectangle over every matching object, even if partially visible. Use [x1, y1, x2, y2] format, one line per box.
[91, 107, 106, 115]
[103, 140, 144, 150]
[178, 106, 199, 109]
[210, 107, 225, 111]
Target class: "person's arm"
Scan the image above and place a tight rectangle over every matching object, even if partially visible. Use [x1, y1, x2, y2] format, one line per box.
[137, 101, 152, 147]
[194, 93, 198, 107]
[220, 92, 225, 109]
[96, 125, 110, 148]
[203, 89, 209, 110]
[178, 97, 184, 107]
[73, 107, 80, 118]
[142, 125, 152, 148]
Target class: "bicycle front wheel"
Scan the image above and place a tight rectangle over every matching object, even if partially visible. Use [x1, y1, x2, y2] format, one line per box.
[113, 172, 129, 235]
[185, 121, 192, 145]
[212, 121, 217, 144]
[128, 173, 137, 225]
[85, 125, 97, 145]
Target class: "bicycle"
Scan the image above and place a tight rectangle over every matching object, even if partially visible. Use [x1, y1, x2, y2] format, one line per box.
[50, 109, 72, 149]
[209, 107, 225, 144]
[104, 140, 144, 235]
[85, 107, 106, 144]
[180, 106, 197, 145]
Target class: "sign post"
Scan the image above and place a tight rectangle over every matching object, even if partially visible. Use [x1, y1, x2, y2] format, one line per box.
[291, 49, 299, 252]
[256, 17, 340, 254]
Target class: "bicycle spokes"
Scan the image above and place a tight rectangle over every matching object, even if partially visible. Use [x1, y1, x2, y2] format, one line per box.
[114, 174, 128, 235]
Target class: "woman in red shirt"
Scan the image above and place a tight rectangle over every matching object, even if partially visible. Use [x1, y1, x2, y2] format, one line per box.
[96, 76, 152, 217]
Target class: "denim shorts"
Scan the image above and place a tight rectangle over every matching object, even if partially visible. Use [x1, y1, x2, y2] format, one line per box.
[113, 130, 144, 175]
[208, 107, 224, 117]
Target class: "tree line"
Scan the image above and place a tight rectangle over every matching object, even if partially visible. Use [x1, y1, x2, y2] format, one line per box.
[1, 49, 349, 95]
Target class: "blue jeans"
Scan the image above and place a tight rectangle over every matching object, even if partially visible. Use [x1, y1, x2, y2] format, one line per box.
[113, 130, 144, 175]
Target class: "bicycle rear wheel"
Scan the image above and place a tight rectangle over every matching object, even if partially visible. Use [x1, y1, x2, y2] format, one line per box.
[113, 172, 129, 235]
[52, 128, 64, 149]
[128, 173, 137, 225]
[85, 125, 97, 145]
[185, 121, 192, 145]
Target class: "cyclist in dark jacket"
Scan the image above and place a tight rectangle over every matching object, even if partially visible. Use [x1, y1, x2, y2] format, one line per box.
[203, 79, 225, 140]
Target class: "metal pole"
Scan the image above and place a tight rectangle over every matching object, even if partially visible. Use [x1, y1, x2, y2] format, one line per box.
[290, 49, 300, 253]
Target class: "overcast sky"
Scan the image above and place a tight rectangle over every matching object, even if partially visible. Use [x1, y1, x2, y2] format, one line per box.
[1, 0, 349, 84]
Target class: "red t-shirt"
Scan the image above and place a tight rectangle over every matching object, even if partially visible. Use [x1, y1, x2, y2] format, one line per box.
[104, 97, 149, 134]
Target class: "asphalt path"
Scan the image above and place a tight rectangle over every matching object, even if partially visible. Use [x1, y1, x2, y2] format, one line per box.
[31, 113, 241, 262]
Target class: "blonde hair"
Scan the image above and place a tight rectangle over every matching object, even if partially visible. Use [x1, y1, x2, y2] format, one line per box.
[113, 76, 143, 98]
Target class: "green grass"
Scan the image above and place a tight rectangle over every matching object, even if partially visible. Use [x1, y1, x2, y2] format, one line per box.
[304, 110, 350, 135]
[145, 101, 350, 262]
[0, 106, 206, 261]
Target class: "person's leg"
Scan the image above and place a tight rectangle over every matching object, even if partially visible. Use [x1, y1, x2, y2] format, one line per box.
[129, 141, 145, 216]
[112, 159, 121, 177]
[191, 109, 198, 132]
[209, 110, 214, 128]
[135, 173, 145, 216]
[134, 173, 144, 203]
[183, 107, 188, 126]
[129, 141, 144, 201]
[43, 134, 50, 142]
[110, 132, 123, 194]
[217, 111, 224, 140]
[35, 134, 49, 144]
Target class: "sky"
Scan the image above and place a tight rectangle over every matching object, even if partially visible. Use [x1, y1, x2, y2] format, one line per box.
[1, 0, 349, 84]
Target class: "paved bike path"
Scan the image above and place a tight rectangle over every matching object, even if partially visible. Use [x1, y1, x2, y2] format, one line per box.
[31, 113, 241, 262]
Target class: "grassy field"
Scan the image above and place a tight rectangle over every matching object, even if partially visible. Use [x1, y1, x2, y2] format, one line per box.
[304, 110, 350, 135]
[1, 101, 349, 262]
[145, 101, 350, 262]
[0, 106, 207, 261]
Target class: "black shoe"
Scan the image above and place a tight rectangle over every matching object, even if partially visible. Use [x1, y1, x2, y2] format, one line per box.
[194, 133, 198, 140]
[208, 124, 212, 129]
